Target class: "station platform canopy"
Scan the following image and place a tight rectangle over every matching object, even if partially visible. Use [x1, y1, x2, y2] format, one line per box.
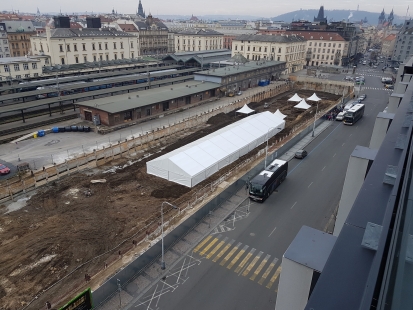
[146, 111, 285, 187]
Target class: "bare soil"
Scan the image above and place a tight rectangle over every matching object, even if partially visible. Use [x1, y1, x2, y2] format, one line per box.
[0, 89, 340, 310]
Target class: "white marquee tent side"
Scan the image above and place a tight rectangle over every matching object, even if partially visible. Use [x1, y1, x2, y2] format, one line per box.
[147, 111, 285, 187]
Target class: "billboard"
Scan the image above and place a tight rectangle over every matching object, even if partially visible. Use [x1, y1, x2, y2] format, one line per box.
[59, 288, 93, 310]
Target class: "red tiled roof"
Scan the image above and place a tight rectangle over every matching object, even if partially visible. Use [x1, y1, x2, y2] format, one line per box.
[70, 22, 83, 29]
[119, 24, 138, 32]
[383, 34, 396, 41]
[287, 31, 345, 41]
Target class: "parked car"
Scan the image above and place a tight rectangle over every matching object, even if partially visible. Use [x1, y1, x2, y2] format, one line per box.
[386, 84, 394, 89]
[359, 94, 367, 100]
[236, 91, 242, 96]
[295, 150, 308, 159]
[0, 164, 11, 175]
[336, 112, 345, 121]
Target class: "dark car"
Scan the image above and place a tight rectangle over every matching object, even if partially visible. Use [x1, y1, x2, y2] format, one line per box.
[0, 164, 11, 175]
[295, 150, 308, 159]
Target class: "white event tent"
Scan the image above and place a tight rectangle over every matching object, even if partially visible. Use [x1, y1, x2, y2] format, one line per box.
[236, 104, 255, 115]
[147, 111, 285, 187]
[288, 93, 302, 102]
[294, 99, 311, 110]
[274, 109, 287, 119]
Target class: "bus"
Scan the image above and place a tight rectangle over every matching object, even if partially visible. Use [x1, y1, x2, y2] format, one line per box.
[343, 103, 365, 125]
[249, 159, 288, 202]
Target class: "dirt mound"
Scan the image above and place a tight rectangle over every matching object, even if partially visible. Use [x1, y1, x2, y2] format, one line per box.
[151, 184, 191, 199]
[207, 112, 233, 125]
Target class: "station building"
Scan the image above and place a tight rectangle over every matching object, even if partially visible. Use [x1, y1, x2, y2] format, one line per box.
[76, 80, 219, 127]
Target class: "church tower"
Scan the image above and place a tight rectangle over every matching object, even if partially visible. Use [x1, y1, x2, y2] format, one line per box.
[378, 9, 386, 25]
[388, 9, 394, 25]
[314, 6, 327, 24]
[137, 0, 145, 18]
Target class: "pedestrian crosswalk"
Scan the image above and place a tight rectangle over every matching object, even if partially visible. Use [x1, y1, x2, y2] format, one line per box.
[362, 87, 393, 91]
[193, 234, 282, 290]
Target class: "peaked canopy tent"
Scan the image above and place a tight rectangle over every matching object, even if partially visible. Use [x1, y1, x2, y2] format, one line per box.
[294, 99, 311, 110]
[307, 93, 322, 101]
[274, 109, 287, 119]
[288, 93, 302, 102]
[147, 111, 285, 187]
[236, 104, 255, 115]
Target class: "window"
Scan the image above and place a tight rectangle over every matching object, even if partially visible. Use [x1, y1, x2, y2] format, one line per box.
[100, 55, 103, 61]
[338, 44, 341, 48]
[333, 43, 336, 48]
[99, 43, 102, 50]
[32, 63, 37, 69]
[131, 42, 133, 48]
[75, 56, 79, 64]
[114, 53, 117, 60]
[278, 48, 281, 53]
[84, 56, 87, 63]
[322, 49, 325, 53]
[105, 43, 108, 50]
[146, 108, 151, 116]
[235, 45, 238, 50]
[277, 56, 280, 61]
[66, 44, 70, 52]
[131, 52, 134, 58]
[74, 44, 77, 52]
[253, 47, 255, 51]
[92, 43, 95, 50]
[4, 65, 9, 72]
[327, 49, 330, 53]
[328, 43, 331, 47]
[16, 75, 21, 79]
[120, 42, 123, 49]
[61, 58, 65, 64]
[106, 54, 109, 60]
[247, 46, 250, 51]
[23, 63, 28, 70]
[323, 43, 326, 47]
[113, 42, 117, 49]
[241, 46, 243, 51]
[332, 49, 335, 54]
[14, 64, 20, 71]
[264, 47, 267, 52]
[59, 45, 63, 52]
[82, 43, 86, 51]
[93, 55, 97, 62]
[272, 48, 274, 52]
[45, 58, 49, 64]
[34, 73, 38, 77]
[121, 54, 124, 59]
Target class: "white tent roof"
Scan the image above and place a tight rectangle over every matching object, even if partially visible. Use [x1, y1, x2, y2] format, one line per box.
[307, 93, 322, 101]
[274, 109, 287, 119]
[294, 99, 311, 110]
[236, 104, 255, 114]
[288, 93, 302, 102]
[147, 111, 286, 187]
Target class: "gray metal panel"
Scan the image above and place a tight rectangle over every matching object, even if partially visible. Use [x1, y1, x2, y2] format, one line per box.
[350, 145, 378, 161]
[284, 226, 337, 273]
[377, 112, 395, 120]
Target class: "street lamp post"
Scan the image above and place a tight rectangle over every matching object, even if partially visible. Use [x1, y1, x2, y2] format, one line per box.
[312, 102, 319, 137]
[161, 201, 178, 270]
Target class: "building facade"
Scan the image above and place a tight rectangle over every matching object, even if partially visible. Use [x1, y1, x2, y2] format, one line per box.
[0, 23, 11, 58]
[392, 20, 413, 63]
[134, 14, 170, 55]
[231, 34, 306, 73]
[381, 34, 396, 58]
[30, 27, 139, 66]
[0, 55, 50, 80]
[287, 31, 347, 66]
[3, 21, 36, 57]
[174, 29, 224, 53]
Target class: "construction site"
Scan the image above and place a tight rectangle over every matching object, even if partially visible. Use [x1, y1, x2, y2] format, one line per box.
[0, 85, 344, 310]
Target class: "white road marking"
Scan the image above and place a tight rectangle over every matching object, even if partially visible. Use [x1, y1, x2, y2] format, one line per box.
[333, 153, 336, 157]
[291, 201, 297, 209]
[268, 226, 277, 237]
[349, 134, 352, 137]
[308, 182, 313, 188]
[342, 142, 345, 146]
[322, 166, 326, 171]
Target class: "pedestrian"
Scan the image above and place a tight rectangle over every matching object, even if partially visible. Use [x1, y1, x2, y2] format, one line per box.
[118, 250, 122, 258]
[104, 261, 108, 269]
[45, 301, 51, 310]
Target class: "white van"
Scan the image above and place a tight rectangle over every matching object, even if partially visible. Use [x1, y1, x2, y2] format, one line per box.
[336, 112, 345, 121]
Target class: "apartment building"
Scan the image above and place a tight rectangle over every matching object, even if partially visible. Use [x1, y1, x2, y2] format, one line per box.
[287, 31, 347, 66]
[231, 34, 306, 73]
[30, 27, 139, 66]
[174, 28, 223, 53]
[381, 34, 396, 58]
[134, 14, 170, 55]
[392, 20, 413, 63]
[0, 55, 50, 80]
[0, 23, 11, 58]
[3, 21, 36, 57]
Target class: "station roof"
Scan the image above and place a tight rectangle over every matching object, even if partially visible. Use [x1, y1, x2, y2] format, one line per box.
[78, 80, 219, 114]
[194, 60, 285, 77]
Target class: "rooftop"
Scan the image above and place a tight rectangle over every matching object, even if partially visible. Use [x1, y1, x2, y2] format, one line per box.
[176, 28, 224, 36]
[195, 60, 285, 77]
[0, 55, 48, 65]
[3, 20, 35, 33]
[233, 34, 307, 43]
[35, 27, 135, 38]
[78, 80, 219, 114]
[287, 30, 346, 41]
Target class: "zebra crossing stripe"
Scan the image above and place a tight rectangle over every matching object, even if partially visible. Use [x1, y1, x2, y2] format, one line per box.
[251, 254, 271, 281]
[258, 257, 278, 285]
[193, 235, 212, 253]
[227, 244, 249, 269]
[242, 251, 263, 277]
[220, 242, 242, 266]
[199, 235, 221, 256]
[234, 248, 256, 273]
[213, 239, 235, 262]
[266, 266, 282, 289]
[206, 237, 228, 259]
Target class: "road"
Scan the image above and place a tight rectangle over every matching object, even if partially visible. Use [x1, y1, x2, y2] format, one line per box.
[0, 82, 281, 168]
[129, 67, 391, 310]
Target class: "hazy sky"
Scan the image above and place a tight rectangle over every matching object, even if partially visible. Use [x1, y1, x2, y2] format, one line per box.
[7, 0, 411, 17]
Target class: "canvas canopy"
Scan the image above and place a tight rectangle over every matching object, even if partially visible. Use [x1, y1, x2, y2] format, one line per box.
[274, 109, 287, 119]
[288, 93, 302, 102]
[294, 99, 311, 110]
[236, 104, 255, 115]
[307, 93, 322, 101]
[147, 111, 285, 187]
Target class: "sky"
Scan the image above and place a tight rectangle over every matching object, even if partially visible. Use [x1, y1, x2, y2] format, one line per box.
[6, 0, 411, 18]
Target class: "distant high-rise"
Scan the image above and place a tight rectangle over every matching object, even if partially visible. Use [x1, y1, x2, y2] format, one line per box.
[314, 6, 327, 24]
[137, 0, 145, 18]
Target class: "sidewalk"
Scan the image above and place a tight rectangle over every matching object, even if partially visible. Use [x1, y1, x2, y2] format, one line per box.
[96, 119, 333, 310]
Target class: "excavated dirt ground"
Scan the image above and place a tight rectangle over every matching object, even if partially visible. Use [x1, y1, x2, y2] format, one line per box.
[0, 89, 340, 310]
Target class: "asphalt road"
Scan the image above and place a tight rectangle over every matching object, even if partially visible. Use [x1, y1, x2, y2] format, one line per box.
[131, 68, 391, 310]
